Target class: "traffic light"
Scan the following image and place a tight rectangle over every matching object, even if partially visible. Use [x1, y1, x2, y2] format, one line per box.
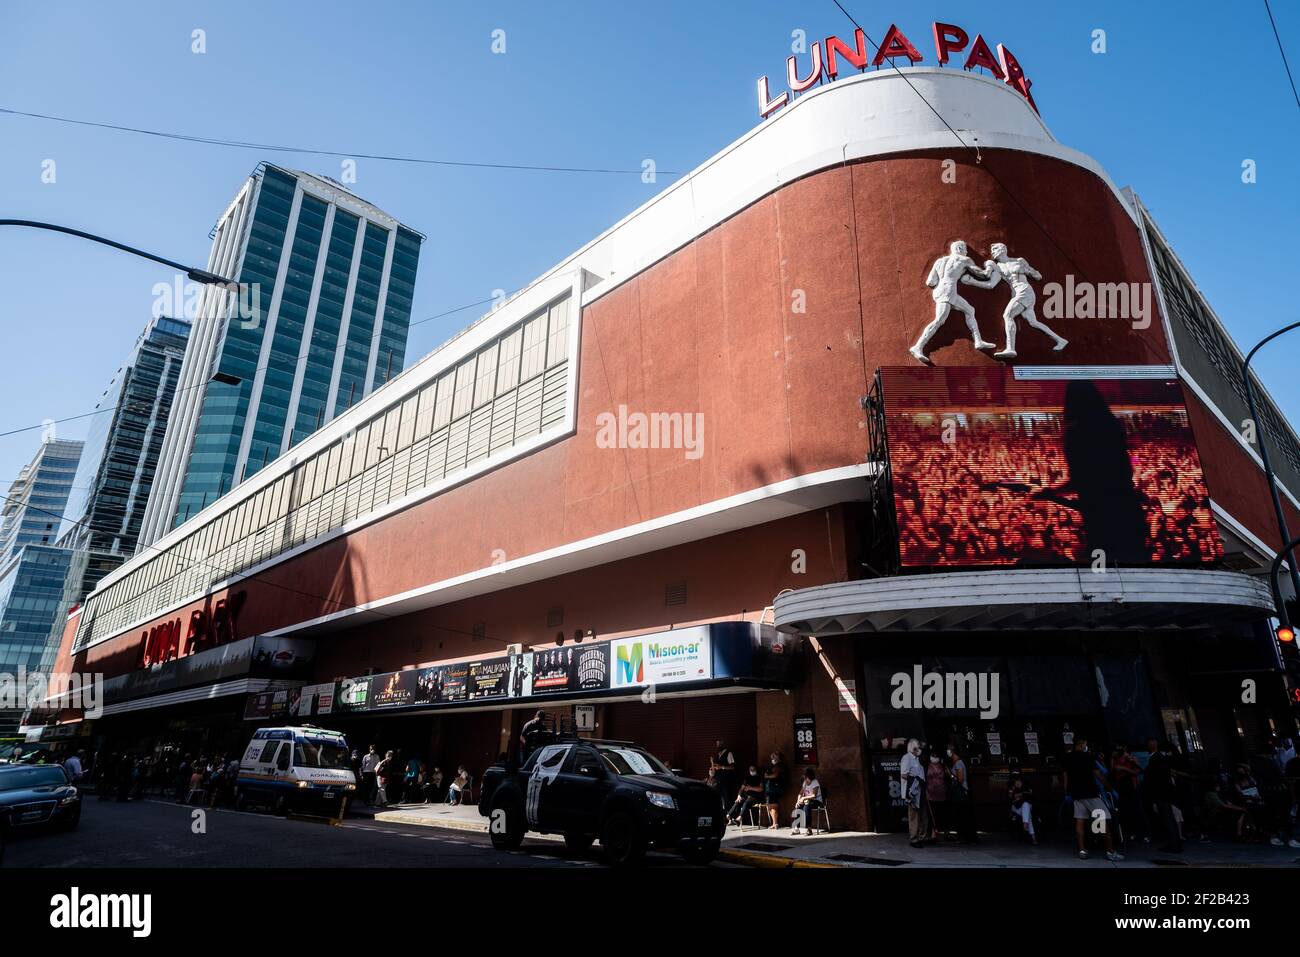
[1280, 601, 1300, 707]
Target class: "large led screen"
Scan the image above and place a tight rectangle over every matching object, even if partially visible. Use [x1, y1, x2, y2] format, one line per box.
[879, 367, 1223, 569]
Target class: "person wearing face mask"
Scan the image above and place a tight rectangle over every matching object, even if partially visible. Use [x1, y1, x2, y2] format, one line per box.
[925, 749, 950, 840]
[900, 739, 929, 848]
[762, 752, 786, 830]
[947, 744, 977, 844]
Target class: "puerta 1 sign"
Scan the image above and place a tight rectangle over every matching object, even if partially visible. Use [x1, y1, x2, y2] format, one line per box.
[757, 21, 1037, 118]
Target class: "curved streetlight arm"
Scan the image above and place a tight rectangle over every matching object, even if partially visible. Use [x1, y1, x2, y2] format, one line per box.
[1243, 321, 1300, 605]
[0, 219, 240, 289]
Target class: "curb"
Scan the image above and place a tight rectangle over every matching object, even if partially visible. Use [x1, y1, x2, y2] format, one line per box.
[362, 811, 837, 866]
[373, 810, 489, 833]
[717, 848, 844, 869]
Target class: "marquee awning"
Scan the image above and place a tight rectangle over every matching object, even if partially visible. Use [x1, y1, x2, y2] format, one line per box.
[773, 568, 1275, 635]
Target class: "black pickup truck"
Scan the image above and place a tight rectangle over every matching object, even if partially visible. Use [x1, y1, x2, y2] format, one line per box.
[478, 738, 726, 865]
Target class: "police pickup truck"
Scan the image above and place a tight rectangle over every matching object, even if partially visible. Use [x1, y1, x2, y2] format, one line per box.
[478, 738, 726, 865]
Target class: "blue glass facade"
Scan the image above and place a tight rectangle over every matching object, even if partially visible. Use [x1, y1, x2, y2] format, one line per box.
[0, 438, 83, 565]
[166, 166, 422, 529]
[0, 545, 75, 673]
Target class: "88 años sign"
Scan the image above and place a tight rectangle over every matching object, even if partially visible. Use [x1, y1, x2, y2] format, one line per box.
[758, 22, 1037, 118]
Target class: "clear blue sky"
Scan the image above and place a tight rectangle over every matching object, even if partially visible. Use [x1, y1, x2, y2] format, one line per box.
[1, 0, 1297, 491]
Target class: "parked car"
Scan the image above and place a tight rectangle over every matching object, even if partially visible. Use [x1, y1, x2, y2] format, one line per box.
[478, 738, 726, 865]
[0, 763, 82, 834]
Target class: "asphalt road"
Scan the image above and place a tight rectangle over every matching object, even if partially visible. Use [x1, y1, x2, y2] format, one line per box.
[2, 796, 722, 868]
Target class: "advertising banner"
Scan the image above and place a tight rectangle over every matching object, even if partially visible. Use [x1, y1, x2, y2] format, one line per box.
[610, 627, 712, 689]
[243, 688, 293, 721]
[467, 658, 512, 700]
[518, 644, 611, 697]
[292, 682, 337, 717]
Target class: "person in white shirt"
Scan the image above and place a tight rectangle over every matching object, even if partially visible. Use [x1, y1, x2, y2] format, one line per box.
[900, 739, 929, 848]
[790, 767, 823, 835]
[64, 752, 84, 783]
[360, 745, 380, 805]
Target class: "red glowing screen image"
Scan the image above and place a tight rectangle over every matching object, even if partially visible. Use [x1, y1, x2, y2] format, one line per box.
[879, 367, 1223, 568]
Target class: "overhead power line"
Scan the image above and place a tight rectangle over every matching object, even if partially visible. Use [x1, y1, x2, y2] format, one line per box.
[0, 105, 683, 176]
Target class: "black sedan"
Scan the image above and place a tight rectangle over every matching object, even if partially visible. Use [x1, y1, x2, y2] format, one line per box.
[0, 764, 82, 834]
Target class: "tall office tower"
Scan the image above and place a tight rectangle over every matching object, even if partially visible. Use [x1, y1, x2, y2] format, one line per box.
[0, 436, 82, 685]
[137, 163, 423, 546]
[0, 436, 83, 565]
[55, 315, 191, 606]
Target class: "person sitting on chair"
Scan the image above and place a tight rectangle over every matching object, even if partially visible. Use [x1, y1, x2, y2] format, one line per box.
[790, 767, 823, 835]
[726, 766, 764, 826]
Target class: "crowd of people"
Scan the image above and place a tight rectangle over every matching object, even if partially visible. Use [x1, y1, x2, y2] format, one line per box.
[353, 743, 468, 807]
[900, 734, 1300, 858]
[889, 411, 1221, 566]
[899, 739, 979, 848]
[699, 739, 830, 833]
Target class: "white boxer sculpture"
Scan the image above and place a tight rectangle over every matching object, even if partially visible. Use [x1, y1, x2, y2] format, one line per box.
[910, 240, 997, 365]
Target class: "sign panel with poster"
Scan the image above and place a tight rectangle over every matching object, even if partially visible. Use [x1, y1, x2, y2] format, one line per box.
[610, 629, 712, 689]
[370, 670, 419, 709]
[467, 659, 511, 700]
[523, 644, 612, 696]
[293, 682, 337, 717]
[794, 714, 818, 764]
[244, 688, 293, 721]
[339, 676, 369, 711]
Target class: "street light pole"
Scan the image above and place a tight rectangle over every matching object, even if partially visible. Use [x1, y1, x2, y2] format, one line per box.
[1270, 534, 1300, 633]
[1243, 320, 1300, 608]
[0, 219, 240, 288]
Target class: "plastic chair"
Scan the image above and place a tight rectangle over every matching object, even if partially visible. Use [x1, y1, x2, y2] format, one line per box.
[806, 798, 831, 834]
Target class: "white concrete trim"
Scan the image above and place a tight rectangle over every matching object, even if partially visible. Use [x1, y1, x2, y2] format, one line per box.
[1211, 499, 1288, 568]
[87, 461, 872, 651]
[1178, 368, 1300, 514]
[263, 462, 875, 638]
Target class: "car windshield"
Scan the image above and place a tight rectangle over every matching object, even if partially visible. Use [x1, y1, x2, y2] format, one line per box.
[294, 739, 350, 769]
[0, 766, 68, 790]
[598, 747, 670, 776]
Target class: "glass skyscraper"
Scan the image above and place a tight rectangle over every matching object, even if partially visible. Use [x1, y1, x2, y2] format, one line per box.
[0, 437, 83, 565]
[54, 315, 191, 606]
[138, 164, 423, 546]
[0, 436, 83, 679]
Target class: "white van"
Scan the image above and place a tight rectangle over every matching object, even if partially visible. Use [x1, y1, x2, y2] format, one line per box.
[235, 726, 356, 816]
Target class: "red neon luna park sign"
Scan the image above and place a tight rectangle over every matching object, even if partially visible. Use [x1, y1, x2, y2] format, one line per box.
[757, 22, 1037, 118]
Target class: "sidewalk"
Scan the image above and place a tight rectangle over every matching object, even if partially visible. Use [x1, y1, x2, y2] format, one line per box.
[347, 800, 1300, 868]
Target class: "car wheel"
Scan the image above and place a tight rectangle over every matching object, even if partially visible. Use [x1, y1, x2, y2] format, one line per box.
[681, 840, 719, 865]
[600, 810, 647, 866]
[60, 807, 82, 832]
[274, 794, 290, 816]
[488, 795, 525, 851]
[564, 831, 595, 853]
